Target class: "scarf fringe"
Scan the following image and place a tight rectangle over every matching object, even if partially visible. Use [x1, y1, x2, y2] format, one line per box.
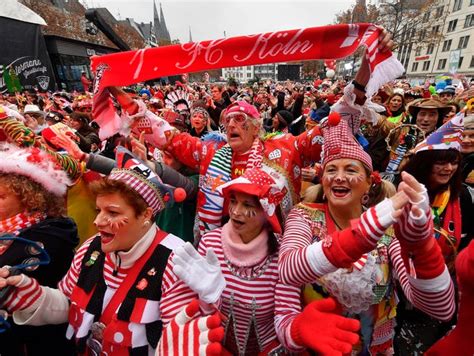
[366, 54, 405, 98]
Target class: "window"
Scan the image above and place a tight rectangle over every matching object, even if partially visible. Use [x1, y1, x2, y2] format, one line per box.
[412, 62, 419, 71]
[442, 39, 452, 51]
[415, 47, 422, 56]
[465, 14, 474, 27]
[458, 35, 470, 48]
[448, 19, 458, 32]
[422, 61, 431, 71]
[247, 66, 251, 70]
[419, 29, 427, 41]
[423, 11, 430, 21]
[432, 25, 440, 34]
[427, 43, 435, 54]
[437, 58, 447, 69]
[470, 55, 474, 67]
[471, 0, 474, 5]
[436, 6, 444, 17]
[459, 56, 464, 67]
[453, 0, 462, 11]
[247, 73, 251, 78]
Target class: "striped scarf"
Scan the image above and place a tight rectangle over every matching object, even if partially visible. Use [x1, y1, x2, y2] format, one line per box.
[196, 139, 264, 240]
[0, 212, 46, 254]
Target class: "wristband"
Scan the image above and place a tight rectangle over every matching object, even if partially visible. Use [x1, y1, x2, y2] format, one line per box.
[352, 80, 366, 93]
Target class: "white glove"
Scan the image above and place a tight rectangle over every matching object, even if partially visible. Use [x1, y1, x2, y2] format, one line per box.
[172, 243, 226, 304]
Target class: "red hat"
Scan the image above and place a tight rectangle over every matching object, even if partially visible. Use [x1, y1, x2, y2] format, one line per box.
[223, 101, 260, 120]
[322, 112, 373, 172]
[218, 168, 287, 234]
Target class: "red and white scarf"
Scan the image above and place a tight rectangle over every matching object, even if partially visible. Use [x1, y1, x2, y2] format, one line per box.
[91, 23, 404, 139]
[0, 212, 46, 254]
[0, 212, 45, 236]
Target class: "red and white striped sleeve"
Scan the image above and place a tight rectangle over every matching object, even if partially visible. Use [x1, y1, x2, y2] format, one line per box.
[58, 237, 94, 298]
[160, 257, 199, 327]
[279, 201, 396, 287]
[279, 208, 334, 286]
[388, 239, 455, 322]
[3, 275, 43, 312]
[273, 279, 305, 352]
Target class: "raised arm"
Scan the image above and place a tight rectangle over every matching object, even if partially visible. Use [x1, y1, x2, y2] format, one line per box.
[390, 172, 455, 321]
[279, 191, 409, 286]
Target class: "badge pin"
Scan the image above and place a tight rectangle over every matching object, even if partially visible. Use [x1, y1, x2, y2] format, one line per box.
[147, 268, 156, 276]
[136, 278, 148, 290]
[86, 251, 100, 267]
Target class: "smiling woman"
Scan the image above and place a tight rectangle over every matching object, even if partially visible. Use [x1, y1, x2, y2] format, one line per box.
[279, 115, 455, 355]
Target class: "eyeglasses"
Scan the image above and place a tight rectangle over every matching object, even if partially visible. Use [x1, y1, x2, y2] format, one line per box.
[221, 112, 249, 129]
[0, 234, 50, 333]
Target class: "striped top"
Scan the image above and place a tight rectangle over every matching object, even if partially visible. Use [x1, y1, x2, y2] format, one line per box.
[279, 207, 455, 322]
[160, 228, 303, 355]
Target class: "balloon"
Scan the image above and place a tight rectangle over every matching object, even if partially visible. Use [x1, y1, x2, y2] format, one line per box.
[326, 69, 335, 78]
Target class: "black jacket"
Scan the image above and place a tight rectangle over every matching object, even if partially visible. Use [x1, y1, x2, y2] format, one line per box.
[0, 217, 79, 356]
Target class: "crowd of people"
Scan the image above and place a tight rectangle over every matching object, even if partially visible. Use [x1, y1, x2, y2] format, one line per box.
[0, 36, 473, 356]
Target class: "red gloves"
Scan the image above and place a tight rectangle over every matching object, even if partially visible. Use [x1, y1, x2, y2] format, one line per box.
[156, 299, 224, 356]
[291, 298, 360, 355]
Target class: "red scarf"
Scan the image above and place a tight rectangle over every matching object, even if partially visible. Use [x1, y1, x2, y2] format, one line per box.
[91, 23, 404, 139]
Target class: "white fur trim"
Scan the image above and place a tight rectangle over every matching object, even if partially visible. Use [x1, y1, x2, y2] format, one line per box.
[0, 144, 71, 196]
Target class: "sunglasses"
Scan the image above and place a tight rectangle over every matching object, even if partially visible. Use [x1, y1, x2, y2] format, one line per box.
[0, 234, 50, 333]
[221, 112, 249, 129]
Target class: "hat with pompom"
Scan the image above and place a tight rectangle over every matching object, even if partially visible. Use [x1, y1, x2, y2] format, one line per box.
[321, 112, 373, 172]
[109, 146, 186, 215]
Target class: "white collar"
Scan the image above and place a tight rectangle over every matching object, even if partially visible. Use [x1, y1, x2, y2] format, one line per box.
[108, 224, 157, 269]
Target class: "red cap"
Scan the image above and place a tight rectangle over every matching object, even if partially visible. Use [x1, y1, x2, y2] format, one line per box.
[218, 168, 287, 234]
[224, 101, 260, 120]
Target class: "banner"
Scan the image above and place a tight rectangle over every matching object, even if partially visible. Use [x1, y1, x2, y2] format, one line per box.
[0, 17, 56, 93]
[91, 23, 405, 138]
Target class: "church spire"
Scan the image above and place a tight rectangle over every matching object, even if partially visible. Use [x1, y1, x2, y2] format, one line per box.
[153, 0, 160, 41]
[159, 3, 171, 42]
[188, 26, 193, 42]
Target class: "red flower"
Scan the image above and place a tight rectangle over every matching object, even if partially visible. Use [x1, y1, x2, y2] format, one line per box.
[371, 171, 382, 185]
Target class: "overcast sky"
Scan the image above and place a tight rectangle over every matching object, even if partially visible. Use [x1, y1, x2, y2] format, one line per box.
[83, 0, 356, 43]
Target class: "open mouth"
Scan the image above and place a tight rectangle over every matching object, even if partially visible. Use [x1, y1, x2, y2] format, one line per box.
[99, 231, 115, 245]
[228, 132, 241, 139]
[231, 218, 245, 229]
[331, 186, 351, 198]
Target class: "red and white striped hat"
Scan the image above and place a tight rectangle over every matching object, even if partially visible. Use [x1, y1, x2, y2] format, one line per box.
[109, 147, 185, 215]
[321, 112, 373, 172]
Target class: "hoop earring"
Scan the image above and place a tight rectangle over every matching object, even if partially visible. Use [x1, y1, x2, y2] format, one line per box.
[361, 193, 370, 206]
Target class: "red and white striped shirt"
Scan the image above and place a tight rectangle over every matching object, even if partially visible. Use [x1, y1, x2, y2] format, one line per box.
[279, 206, 455, 322]
[160, 228, 303, 354]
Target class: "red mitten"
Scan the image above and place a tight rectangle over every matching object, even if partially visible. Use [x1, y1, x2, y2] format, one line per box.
[156, 299, 224, 356]
[291, 298, 360, 355]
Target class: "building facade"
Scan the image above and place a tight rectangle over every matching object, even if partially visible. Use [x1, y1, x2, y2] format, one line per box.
[403, 0, 474, 82]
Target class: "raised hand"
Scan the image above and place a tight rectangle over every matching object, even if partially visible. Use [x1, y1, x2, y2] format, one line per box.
[49, 130, 85, 161]
[172, 243, 226, 304]
[291, 298, 360, 355]
[395, 171, 432, 244]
